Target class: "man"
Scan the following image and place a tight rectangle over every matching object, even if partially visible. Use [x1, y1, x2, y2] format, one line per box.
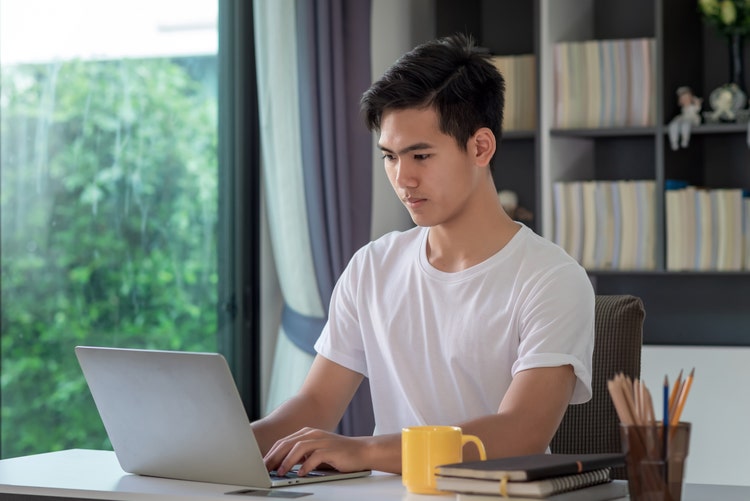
[253, 33, 594, 476]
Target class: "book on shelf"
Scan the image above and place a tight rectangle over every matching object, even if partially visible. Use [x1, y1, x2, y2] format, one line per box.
[551, 179, 656, 271]
[580, 181, 598, 269]
[567, 182, 585, 263]
[599, 181, 617, 269]
[436, 468, 612, 498]
[610, 181, 622, 270]
[584, 39, 601, 129]
[553, 37, 655, 129]
[665, 180, 687, 271]
[714, 188, 743, 271]
[490, 54, 536, 132]
[666, 183, 700, 271]
[644, 37, 657, 126]
[613, 40, 629, 127]
[519, 54, 537, 131]
[553, 182, 568, 253]
[682, 186, 698, 270]
[627, 37, 656, 127]
[568, 41, 587, 128]
[626, 38, 643, 128]
[696, 188, 714, 271]
[553, 43, 570, 129]
[634, 180, 657, 270]
[617, 180, 639, 270]
[592, 182, 608, 269]
[452, 479, 629, 501]
[434, 453, 625, 482]
[663, 182, 745, 271]
[599, 39, 615, 128]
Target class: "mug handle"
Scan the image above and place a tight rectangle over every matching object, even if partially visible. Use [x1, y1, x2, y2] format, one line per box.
[462, 434, 487, 460]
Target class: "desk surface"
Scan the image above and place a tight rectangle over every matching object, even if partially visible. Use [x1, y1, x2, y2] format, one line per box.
[0, 449, 748, 501]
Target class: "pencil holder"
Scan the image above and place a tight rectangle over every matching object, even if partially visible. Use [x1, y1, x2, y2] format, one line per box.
[620, 422, 691, 501]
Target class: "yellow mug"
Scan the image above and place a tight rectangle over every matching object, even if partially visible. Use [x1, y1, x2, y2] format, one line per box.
[402, 425, 486, 495]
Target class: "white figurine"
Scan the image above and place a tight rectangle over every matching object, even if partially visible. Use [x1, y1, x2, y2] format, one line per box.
[711, 86, 737, 122]
[668, 86, 702, 150]
[707, 83, 748, 124]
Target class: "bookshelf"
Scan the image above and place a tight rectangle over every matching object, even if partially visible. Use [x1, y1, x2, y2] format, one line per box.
[435, 0, 750, 345]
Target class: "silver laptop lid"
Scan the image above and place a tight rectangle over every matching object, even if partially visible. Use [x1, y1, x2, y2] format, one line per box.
[75, 346, 371, 488]
[75, 346, 274, 487]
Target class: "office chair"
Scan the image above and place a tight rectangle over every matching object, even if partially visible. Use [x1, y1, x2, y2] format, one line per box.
[550, 294, 644, 479]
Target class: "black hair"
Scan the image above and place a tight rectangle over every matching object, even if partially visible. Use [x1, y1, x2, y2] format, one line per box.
[360, 33, 505, 165]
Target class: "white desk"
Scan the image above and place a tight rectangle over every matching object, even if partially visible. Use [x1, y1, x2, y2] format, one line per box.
[0, 449, 748, 501]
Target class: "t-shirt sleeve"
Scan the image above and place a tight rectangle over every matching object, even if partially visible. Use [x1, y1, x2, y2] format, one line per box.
[313, 253, 368, 377]
[511, 261, 595, 404]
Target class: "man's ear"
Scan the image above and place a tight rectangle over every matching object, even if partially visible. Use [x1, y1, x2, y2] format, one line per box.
[471, 127, 496, 167]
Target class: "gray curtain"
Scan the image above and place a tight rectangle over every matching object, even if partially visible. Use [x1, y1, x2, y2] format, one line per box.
[257, 0, 373, 436]
[289, 0, 374, 437]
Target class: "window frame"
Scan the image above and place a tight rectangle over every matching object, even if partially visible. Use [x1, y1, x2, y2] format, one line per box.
[217, 0, 262, 420]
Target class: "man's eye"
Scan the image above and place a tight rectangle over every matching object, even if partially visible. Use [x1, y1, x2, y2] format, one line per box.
[381, 153, 395, 161]
[414, 154, 430, 160]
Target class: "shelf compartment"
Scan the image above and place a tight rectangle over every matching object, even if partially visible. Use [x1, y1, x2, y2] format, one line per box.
[594, 273, 750, 346]
[551, 127, 657, 138]
[665, 123, 749, 135]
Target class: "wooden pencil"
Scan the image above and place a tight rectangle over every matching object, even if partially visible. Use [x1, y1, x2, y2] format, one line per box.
[670, 367, 695, 426]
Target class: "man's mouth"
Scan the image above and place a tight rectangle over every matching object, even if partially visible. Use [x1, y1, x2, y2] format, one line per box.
[404, 196, 426, 209]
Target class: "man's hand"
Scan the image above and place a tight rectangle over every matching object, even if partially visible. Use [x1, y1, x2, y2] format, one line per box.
[251, 356, 398, 474]
[264, 428, 374, 476]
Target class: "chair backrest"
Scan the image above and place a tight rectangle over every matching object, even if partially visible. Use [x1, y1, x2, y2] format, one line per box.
[550, 294, 644, 479]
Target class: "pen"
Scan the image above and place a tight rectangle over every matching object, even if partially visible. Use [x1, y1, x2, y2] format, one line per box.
[662, 375, 669, 458]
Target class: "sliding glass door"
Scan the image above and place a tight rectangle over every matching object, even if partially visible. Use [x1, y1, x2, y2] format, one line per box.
[0, 0, 225, 458]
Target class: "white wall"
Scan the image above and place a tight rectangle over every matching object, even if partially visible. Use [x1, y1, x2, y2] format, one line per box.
[369, 0, 436, 240]
[641, 345, 750, 486]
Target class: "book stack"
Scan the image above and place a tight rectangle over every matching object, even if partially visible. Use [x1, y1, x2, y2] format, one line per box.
[552, 180, 657, 270]
[553, 37, 656, 129]
[434, 453, 627, 500]
[490, 54, 536, 132]
[664, 180, 748, 271]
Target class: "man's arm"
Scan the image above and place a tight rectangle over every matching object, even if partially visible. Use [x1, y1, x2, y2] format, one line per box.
[457, 365, 577, 461]
[259, 363, 576, 476]
[255, 355, 402, 475]
[251, 355, 362, 454]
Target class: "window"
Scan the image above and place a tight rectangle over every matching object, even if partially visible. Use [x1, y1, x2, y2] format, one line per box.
[0, 0, 228, 458]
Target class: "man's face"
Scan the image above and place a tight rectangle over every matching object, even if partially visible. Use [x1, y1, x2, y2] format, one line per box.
[377, 107, 481, 228]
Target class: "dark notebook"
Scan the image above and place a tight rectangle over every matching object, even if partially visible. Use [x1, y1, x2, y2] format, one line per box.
[436, 468, 612, 498]
[435, 453, 625, 482]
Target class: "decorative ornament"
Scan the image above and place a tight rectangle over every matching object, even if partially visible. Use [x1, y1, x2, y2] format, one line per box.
[669, 86, 703, 150]
[698, 0, 750, 122]
[706, 83, 746, 122]
[498, 190, 533, 222]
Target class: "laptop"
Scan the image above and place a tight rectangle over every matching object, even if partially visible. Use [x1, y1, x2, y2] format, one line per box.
[74, 346, 371, 487]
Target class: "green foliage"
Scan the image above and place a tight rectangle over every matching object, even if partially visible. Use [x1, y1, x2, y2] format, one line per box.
[699, 0, 750, 36]
[0, 57, 219, 458]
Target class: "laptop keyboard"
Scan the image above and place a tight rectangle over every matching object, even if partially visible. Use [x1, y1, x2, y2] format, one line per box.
[270, 470, 327, 479]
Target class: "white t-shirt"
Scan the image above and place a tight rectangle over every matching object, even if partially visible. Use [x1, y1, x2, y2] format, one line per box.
[314, 224, 594, 435]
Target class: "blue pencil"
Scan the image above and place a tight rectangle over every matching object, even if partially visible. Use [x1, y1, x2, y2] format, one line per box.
[662, 375, 669, 458]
